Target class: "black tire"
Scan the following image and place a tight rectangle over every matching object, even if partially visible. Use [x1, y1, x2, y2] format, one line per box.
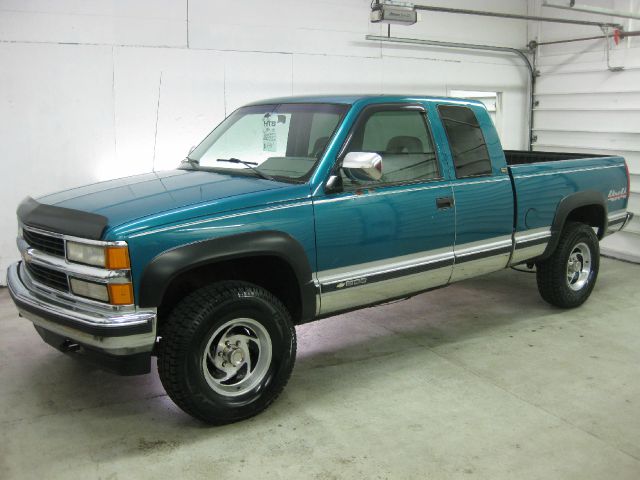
[157, 281, 296, 425]
[536, 222, 600, 308]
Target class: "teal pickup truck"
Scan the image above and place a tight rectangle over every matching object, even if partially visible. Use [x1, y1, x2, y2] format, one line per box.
[8, 95, 632, 424]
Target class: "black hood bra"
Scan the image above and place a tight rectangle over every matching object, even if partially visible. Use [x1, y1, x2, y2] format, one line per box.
[17, 196, 108, 240]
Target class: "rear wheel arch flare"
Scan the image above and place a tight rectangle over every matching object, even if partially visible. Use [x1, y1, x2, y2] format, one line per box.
[540, 191, 607, 260]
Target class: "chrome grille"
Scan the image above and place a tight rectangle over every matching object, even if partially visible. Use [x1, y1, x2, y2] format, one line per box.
[25, 262, 69, 293]
[23, 228, 65, 257]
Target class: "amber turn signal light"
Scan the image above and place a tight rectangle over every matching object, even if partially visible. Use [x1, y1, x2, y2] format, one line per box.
[108, 283, 134, 305]
[105, 246, 131, 269]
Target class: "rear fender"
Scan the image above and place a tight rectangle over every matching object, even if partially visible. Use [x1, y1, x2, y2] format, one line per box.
[538, 190, 607, 261]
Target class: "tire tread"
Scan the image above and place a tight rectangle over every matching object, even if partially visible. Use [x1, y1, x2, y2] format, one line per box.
[157, 281, 296, 424]
[536, 222, 599, 308]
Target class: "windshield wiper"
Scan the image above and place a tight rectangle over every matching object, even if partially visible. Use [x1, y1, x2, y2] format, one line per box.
[180, 157, 200, 169]
[217, 158, 275, 181]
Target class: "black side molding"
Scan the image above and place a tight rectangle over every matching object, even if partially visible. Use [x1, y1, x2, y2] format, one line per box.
[321, 257, 454, 294]
[456, 245, 513, 264]
[138, 231, 317, 322]
[539, 190, 607, 261]
[17, 196, 108, 240]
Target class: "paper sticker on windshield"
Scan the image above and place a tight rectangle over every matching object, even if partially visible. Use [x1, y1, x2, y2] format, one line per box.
[263, 114, 287, 152]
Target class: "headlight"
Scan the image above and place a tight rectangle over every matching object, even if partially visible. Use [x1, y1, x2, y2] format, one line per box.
[69, 278, 134, 305]
[67, 241, 105, 267]
[67, 242, 130, 269]
[66, 239, 133, 304]
[69, 278, 110, 302]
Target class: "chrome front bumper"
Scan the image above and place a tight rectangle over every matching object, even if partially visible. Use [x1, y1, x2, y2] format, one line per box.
[7, 262, 156, 357]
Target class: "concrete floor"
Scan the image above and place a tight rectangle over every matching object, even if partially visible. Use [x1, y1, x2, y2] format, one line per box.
[601, 231, 640, 264]
[1, 257, 639, 480]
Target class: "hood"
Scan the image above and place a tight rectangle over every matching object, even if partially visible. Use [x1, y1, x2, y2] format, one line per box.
[37, 170, 291, 232]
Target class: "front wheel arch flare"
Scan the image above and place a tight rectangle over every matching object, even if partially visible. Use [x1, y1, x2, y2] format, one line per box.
[137, 231, 316, 321]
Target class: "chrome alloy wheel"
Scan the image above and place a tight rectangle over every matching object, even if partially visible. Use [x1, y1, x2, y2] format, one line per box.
[566, 242, 592, 291]
[202, 318, 272, 397]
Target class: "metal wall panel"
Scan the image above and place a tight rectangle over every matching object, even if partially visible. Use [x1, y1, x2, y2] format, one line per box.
[530, 0, 640, 232]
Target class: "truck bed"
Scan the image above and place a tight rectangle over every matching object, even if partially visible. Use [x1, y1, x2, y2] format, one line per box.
[504, 150, 628, 265]
[504, 150, 609, 166]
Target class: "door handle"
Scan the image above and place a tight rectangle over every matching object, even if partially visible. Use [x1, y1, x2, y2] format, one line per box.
[436, 196, 454, 209]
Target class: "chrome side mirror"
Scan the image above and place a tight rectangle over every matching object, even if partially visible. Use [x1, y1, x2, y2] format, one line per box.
[325, 175, 341, 192]
[342, 152, 383, 181]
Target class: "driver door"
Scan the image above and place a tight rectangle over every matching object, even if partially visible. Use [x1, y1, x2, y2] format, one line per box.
[313, 103, 456, 315]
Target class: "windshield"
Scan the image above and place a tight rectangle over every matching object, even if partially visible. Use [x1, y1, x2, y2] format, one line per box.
[185, 103, 349, 182]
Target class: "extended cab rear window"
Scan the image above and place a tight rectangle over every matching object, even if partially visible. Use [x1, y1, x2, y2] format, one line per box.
[438, 105, 492, 178]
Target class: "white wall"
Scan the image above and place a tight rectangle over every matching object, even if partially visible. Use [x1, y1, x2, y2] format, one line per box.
[0, 0, 531, 282]
[528, 0, 640, 225]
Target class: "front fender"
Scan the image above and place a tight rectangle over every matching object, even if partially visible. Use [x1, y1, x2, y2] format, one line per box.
[137, 231, 316, 321]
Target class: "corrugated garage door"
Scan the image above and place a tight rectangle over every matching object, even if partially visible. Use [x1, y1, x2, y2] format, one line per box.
[532, 9, 640, 239]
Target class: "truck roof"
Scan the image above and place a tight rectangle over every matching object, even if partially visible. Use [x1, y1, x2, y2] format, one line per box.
[246, 94, 485, 108]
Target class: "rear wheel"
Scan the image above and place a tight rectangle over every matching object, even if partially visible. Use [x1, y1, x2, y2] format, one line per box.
[536, 222, 600, 308]
[157, 281, 296, 424]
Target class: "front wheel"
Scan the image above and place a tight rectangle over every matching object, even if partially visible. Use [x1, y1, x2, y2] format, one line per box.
[536, 222, 600, 308]
[157, 281, 296, 424]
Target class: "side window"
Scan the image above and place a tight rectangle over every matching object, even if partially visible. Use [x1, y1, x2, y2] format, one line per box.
[343, 109, 439, 186]
[438, 105, 492, 178]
